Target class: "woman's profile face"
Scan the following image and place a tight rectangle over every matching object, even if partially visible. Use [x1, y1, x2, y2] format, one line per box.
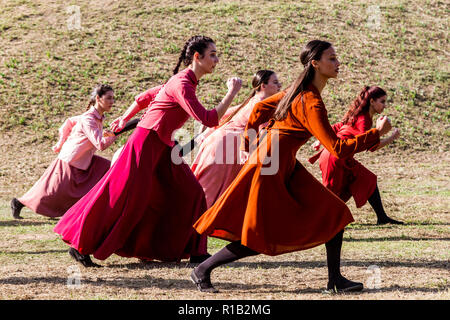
[195, 42, 219, 74]
[98, 90, 114, 112]
[262, 73, 282, 96]
[371, 95, 387, 114]
[314, 46, 340, 79]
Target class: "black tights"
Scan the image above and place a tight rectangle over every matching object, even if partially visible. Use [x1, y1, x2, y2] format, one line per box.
[196, 230, 345, 282]
[368, 185, 388, 221]
[196, 241, 259, 279]
[368, 185, 403, 224]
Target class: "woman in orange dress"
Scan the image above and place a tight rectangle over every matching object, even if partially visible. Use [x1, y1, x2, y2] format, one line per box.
[309, 86, 403, 225]
[190, 40, 393, 293]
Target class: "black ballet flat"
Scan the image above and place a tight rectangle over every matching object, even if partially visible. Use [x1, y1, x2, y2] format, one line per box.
[69, 247, 102, 268]
[190, 268, 218, 293]
[327, 278, 364, 293]
[11, 198, 24, 220]
[377, 217, 404, 225]
[189, 254, 212, 264]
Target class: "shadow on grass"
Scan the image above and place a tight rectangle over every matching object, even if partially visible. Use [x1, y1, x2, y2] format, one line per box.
[0, 276, 444, 295]
[360, 286, 449, 294]
[0, 220, 56, 227]
[106, 259, 449, 271]
[215, 260, 450, 270]
[0, 249, 67, 255]
[344, 236, 450, 242]
[106, 261, 202, 270]
[0, 275, 276, 291]
[251, 285, 447, 295]
[406, 222, 450, 226]
[349, 221, 450, 228]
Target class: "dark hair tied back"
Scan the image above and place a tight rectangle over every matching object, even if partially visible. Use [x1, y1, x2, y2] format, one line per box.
[218, 70, 275, 127]
[173, 35, 215, 75]
[86, 84, 113, 110]
[342, 86, 387, 125]
[273, 40, 332, 122]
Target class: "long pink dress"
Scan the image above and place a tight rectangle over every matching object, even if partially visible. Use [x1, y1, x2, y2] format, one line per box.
[54, 69, 219, 262]
[191, 97, 263, 208]
[18, 108, 115, 217]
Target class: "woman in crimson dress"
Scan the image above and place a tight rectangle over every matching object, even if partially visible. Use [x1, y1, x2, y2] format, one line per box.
[54, 36, 242, 267]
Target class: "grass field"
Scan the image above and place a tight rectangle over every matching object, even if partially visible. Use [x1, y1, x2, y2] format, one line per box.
[0, 152, 448, 300]
[0, 0, 448, 300]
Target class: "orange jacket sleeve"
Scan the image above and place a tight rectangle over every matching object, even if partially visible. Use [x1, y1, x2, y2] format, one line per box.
[242, 91, 286, 152]
[303, 96, 380, 159]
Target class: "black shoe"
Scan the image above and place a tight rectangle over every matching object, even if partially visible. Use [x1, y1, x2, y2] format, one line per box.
[327, 277, 364, 293]
[189, 254, 212, 264]
[68, 247, 102, 268]
[11, 198, 24, 220]
[377, 217, 404, 225]
[190, 268, 218, 293]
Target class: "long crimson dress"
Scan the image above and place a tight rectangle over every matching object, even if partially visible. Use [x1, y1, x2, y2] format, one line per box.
[308, 112, 378, 208]
[194, 85, 380, 256]
[54, 68, 219, 262]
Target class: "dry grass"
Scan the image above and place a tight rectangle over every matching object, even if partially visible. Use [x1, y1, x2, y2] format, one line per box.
[0, 0, 448, 301]
[0, 152, 448, 300]
[0, 0, 449, 198]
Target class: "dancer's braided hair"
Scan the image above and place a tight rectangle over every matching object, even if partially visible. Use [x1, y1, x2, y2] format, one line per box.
[173, 35, 215, 75]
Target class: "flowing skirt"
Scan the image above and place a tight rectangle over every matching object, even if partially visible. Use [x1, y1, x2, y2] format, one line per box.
[194, 130, 354, 256]
[19, 156, 110, 218]
[54, 127, 207, 261]
[318, 149, 377, 208]
[191, 129, 248, 208]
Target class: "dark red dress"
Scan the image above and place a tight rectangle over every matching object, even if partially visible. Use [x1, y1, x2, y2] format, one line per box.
[54, 69, 218, 261]
[309, 112, 378, 208]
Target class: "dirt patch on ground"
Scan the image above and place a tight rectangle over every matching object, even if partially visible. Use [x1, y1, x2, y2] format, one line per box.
[0, 151, 448, 300]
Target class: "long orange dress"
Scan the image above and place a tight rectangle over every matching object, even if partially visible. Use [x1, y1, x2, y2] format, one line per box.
[194, 84, 380, 256]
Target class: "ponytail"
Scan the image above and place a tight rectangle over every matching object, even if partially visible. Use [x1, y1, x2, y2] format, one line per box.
[218, 89, 257, 127]
[218, 70, 275, 127]
[342, 86, 387, 125]
[172, 35, 215, 75]
[86, 84, 113, 111]
[173, 42, 189, 75]
[273, 40, 332, 121]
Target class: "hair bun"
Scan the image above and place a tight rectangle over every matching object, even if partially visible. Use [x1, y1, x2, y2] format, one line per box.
[300, 50, 310, 66]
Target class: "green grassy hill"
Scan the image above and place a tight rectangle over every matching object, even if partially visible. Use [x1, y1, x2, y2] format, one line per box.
[0, 0, 448, 198]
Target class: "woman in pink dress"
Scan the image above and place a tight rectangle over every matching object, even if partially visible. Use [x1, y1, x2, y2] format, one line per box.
[54, 35, 243, 267]
[309, 86, 403, 224]
[11, 84, 117, 219]
[191, 70, 282, 208]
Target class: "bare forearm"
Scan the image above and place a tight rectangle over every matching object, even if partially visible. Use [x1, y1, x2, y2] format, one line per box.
[215, 90, 239, 119]
[376, 136, 394, 150]
[121, 101, 141, 122]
